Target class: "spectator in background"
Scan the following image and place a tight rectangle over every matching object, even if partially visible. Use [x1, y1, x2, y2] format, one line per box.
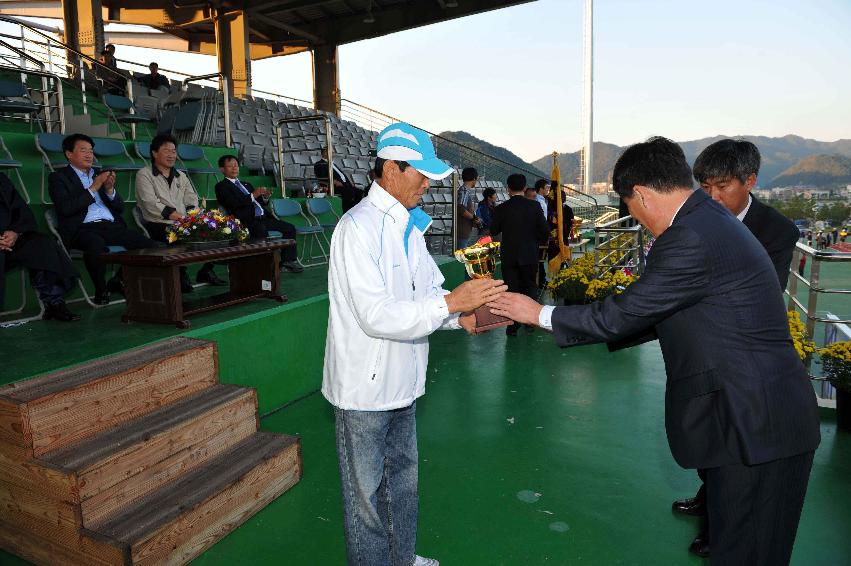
[215, 155, 303, 273]
[1, 172, 80, 321]
[456, 167, 481, 250]
[314, 147, 362, 212]
[798, 255, 806, 277]
[528, 179, 548, 218]
[96, 50, 126, 96]
[135, 134, 224, 288]
[141, 62, 170, 91]
[103, 44, 118, 69]
[48, 133, 156, 305]
[489, 173, 549, 336]
[475, 188, 497, 235]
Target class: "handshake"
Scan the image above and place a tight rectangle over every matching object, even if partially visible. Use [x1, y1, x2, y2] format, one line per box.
[444, 279, 545, 335]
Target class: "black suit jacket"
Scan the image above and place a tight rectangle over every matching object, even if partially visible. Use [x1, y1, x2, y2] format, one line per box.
[742, 194, 800, 290]
[214, 178, 268, 236]
[489, 195, 549, 266]
[313, 159, 363, 212]
[552, 190, 820, 469]
[48, 165, 126, 243]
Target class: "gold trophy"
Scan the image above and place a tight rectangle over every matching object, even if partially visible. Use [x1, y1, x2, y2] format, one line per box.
[454, 238, 512, 334]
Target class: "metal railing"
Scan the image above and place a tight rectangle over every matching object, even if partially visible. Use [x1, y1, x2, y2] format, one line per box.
[593, 215, 648, 275]
[0, 63, 64, 133]
[276, 114, 334, 198]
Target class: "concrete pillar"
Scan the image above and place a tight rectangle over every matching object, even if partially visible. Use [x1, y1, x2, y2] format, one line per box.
[313, 44, 340, 115]
[215, 10, 251, 98]
[62, 0, 104, 61]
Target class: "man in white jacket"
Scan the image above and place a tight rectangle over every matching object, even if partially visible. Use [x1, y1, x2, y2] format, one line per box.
[323, 123, 505, 566]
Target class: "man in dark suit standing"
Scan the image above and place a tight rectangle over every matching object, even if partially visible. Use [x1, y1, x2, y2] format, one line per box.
[665, 138, 804, 556]
[215, 155, 302, 273]
[313, 147, 362, 212]
[490, 137, 820, 565]
[48, 133, 156, 304]
[489, 173, 548, 336]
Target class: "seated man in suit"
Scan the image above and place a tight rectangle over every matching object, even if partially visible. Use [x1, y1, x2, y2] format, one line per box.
[313, 146, 362, 212]
[48, 133, 156, 305]
[491, 137, 820, 566]
[214, 155, 303, 273]
[669, 138, 802, 557]
[135, 134, 224, 289]
[489, 173, 549, 335]
[1, 172, 80, 321]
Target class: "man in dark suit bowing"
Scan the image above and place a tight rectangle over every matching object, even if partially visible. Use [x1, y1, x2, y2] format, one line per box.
[214, 155, 302, 273]
[488, 173, 549, 336]
[490, 137, 820, 565]
[665, 138, 804, 557]
[48, 133, 156, 304]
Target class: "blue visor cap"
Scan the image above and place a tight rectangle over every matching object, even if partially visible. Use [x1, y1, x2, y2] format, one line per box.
[376, 122, 454, 180]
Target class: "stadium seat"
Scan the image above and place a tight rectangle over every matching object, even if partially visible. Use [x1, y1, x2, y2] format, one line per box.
[103, 93, 155, 139]
[270, 198, 327, 266]
[0, 135, 28, 202]
[0, 79, 40, 130]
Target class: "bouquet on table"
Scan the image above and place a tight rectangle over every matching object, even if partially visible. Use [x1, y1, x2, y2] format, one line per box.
[166, 208, 249, 245]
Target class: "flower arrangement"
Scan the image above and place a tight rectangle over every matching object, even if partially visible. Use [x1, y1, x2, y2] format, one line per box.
[788, 310, 816, 362]
[547, 251, 639, 303]
[166, 208, 249, 244]
[819, 341, 851, 392]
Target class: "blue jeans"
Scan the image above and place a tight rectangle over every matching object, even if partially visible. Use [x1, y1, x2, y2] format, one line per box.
[335, 402, 418, 566]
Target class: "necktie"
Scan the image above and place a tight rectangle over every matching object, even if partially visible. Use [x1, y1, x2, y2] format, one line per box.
[236, 179, 263, 217]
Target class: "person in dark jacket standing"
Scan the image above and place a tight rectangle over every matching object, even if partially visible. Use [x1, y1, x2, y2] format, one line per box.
[490, 137, 820, 566]
[489, 173, 548, 335]
[662, 139, 803, 557]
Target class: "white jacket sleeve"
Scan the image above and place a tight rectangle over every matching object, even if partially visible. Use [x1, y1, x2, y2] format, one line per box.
[335, 221, 452, 340]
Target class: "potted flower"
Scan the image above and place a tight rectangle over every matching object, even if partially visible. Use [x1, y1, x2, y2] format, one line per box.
[166, 208, 249, 250]
[548, 254, 597, 304]
[788, 310, 816, 364]
[819, 340, 851, 432]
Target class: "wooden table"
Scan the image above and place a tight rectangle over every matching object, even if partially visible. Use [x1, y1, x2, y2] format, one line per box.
[103, 239, 296, 328]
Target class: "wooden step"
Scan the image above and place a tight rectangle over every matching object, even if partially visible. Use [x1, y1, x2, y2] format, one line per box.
[40, 384, 258, 528]
[86, 432, 302, 566]
[0, 337, 218, 457]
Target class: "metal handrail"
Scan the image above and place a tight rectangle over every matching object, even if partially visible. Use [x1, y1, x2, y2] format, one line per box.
[593, 215, 647, 275]
[182, 73, 231, 147]
[787, 242, 851, 337]
[276, 115, 334, 198]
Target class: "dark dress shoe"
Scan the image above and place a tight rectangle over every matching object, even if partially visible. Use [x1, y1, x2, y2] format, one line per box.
[94, 291, 110, 305]
[43, 302, 81, 322]
[282, 261, 304, 273]
[688, 533, 710, 558]
[197, 269, 226, 286]
[672, 496, 706, 516]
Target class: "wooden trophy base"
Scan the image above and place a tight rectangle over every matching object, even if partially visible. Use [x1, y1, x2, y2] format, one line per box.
[472, 305, 512, 334]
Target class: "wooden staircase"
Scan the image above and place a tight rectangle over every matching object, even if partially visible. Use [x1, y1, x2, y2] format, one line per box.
[0, 337, 302, 565]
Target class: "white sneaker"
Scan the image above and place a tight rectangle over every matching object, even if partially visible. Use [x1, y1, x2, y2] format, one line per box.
[414, 556, 439, 566]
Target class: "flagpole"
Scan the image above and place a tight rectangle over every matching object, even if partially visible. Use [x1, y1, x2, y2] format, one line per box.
[583, 0, 594, 195]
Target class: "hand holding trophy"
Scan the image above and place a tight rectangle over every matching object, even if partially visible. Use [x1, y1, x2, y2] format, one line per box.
[454, 237, 512, 333]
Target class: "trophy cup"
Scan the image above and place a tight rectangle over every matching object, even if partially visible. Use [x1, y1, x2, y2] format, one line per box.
[454, 238, 512, 334]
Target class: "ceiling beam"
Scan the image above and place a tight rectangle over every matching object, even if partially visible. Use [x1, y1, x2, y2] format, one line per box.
[249, 11, 321, 43]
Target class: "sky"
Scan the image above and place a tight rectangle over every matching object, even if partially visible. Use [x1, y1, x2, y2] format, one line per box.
[14, 0, 851, 162]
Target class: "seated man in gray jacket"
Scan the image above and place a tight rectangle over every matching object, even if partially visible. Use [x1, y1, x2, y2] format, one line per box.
[135, 134, 222, 290]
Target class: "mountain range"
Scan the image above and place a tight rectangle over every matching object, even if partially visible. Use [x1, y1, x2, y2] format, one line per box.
[436, 131, 851, 188]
